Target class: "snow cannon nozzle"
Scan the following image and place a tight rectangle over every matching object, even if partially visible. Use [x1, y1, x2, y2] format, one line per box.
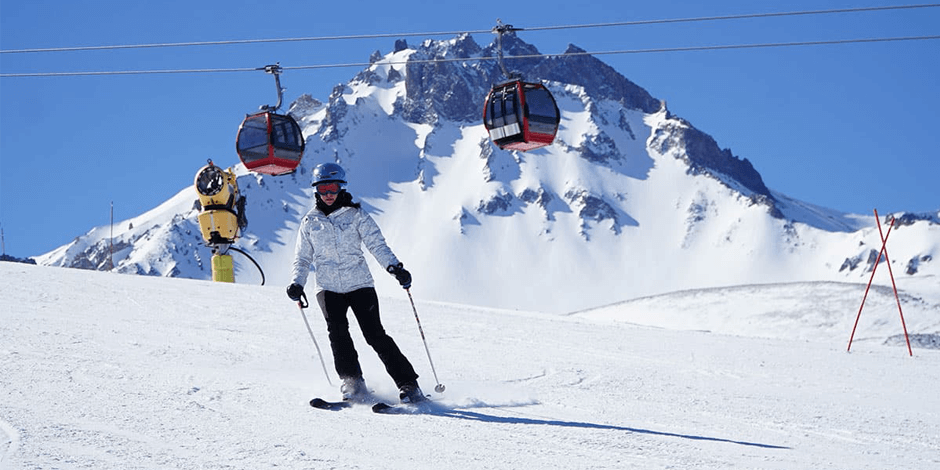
[194, 163, 243, 247]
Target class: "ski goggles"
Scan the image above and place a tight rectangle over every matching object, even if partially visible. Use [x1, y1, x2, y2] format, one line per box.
[316, 182, 342, 195]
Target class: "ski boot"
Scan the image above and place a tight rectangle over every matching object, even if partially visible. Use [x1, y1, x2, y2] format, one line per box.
[340, 376, 369, 403]
[398, 382, 428, 404]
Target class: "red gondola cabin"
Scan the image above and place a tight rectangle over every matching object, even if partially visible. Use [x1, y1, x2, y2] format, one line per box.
[483, 80, 560, 152]
[236, 111, 305, 176]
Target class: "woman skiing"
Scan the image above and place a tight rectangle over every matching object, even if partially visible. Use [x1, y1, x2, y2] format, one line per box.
[286, 162, 425, 404]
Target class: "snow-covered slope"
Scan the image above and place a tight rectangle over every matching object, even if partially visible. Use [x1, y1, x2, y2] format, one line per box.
[573, 277, 940, 346]
[36, 33, 940, 313]
[2, 261, 939, 469]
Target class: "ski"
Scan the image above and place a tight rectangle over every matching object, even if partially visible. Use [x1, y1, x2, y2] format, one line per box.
[311, 396, 434, 413]
[371, 400, 433, 414]
[310, 393, 384, 411]
[372, 402, 410, 414]
[309, 398, 352, 410]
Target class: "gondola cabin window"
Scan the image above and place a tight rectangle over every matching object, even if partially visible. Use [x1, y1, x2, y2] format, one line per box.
[523, 85, 559, 135]
[236, 114, 270, 164]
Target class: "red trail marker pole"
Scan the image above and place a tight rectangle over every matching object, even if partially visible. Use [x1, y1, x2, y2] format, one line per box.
[846, 210, 912, 356]
[874, 210, 913, 356]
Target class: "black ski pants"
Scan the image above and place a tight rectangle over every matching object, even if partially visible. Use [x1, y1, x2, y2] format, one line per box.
[316, 287, 418, 389]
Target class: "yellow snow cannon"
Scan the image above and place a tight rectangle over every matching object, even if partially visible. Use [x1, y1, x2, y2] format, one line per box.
[194, 160, 246, 283]
[194, 160, 244, 246]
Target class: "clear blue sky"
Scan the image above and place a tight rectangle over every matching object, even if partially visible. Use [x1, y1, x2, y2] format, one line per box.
[2, 0, 938, 258]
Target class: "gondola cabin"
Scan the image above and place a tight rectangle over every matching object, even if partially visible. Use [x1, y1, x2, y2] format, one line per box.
[235, 111, 305, 176]
[483, 80, 560, 152]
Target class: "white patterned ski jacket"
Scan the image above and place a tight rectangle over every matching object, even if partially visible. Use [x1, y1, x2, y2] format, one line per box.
[290, 204, 399, 294]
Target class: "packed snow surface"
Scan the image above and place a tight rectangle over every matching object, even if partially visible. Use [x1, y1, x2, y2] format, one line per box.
[1, 263, 938, 469]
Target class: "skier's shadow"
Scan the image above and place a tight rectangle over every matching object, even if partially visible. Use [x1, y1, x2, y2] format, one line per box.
[430, 406, 789, 450]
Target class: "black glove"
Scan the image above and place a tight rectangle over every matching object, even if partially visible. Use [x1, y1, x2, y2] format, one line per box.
[387, 263, 412, 289]
[286, 283, 305, 302]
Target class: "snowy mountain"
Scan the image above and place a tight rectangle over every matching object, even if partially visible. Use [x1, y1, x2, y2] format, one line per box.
[36, 32, 939, 313]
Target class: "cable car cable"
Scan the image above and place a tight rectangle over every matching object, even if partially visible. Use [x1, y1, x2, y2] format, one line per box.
[520, 4, 940, 33]
[3, 34, 938, 78]
[0, 66, 258, 77]
[0, 29, 492, 55]
[1, 3, 938, 55]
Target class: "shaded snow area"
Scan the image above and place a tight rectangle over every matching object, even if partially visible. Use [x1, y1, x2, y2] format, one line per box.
[2, 263, 939, 469]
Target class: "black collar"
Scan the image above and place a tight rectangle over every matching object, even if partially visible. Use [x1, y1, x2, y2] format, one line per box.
[316, 190, 358, 215]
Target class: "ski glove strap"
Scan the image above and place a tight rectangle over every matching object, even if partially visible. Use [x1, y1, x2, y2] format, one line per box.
[387, 263, 412, 289]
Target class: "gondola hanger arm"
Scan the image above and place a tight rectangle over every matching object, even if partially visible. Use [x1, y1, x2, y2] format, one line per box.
[492, 19, 523, 80]
[492, 18, 521, 35]
[259, 63, 285, 113]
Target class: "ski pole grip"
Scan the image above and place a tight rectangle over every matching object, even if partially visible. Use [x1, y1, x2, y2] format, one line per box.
[298, 292, 309, 309]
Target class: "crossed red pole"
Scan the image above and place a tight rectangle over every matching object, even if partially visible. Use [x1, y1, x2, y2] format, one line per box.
[847, 209, 912, 356]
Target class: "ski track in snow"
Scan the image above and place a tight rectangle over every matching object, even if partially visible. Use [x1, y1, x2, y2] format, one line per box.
[0, 416, 20, 466]
[1, 263, 939, 469]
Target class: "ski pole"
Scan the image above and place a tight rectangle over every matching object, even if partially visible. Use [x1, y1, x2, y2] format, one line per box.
[406, 288, 445, 393]
[296, 293, 333, 387]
